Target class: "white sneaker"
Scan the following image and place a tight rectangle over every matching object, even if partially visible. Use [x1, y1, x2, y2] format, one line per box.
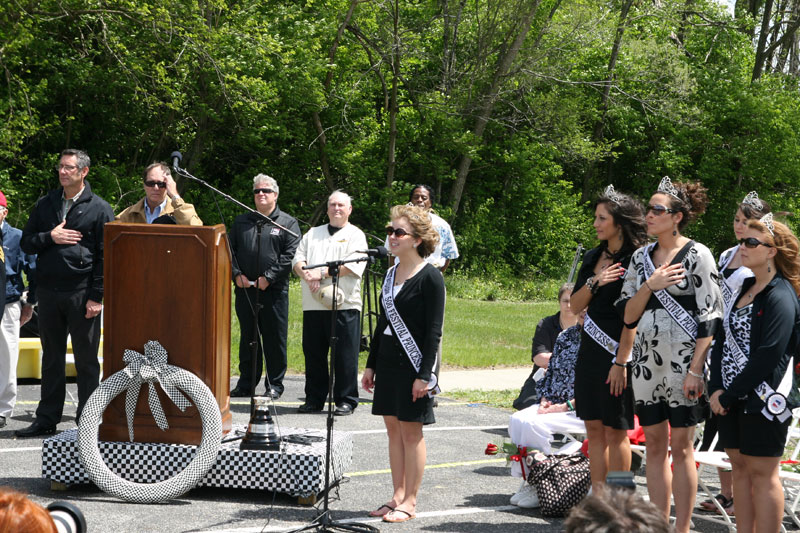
[509, 480, 529, 505]
[516, 486, 540, 508]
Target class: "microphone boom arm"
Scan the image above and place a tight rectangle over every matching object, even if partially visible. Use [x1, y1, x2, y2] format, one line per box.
[172, 162, 299, 238]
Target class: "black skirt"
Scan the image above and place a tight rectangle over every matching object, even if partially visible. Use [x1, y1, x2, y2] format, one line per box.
[371, 334, 435, 424]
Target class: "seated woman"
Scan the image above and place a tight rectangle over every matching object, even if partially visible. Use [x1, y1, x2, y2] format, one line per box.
[507, 311, 586, 507]
[512, 283, 578, 410]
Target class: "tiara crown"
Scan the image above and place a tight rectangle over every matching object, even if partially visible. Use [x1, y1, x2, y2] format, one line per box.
[603, 184, 622, 204]
[742, 191, 764, 211]
[760, 212, 775, 236]
[657, 176, 681, 200]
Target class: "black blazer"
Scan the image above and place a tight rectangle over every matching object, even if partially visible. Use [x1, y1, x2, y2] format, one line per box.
[710, 274, 800, 412]
[366, 263, 445, 381]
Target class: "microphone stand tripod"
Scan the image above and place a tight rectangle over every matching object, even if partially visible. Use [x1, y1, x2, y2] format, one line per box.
[289, 255, 379, 533]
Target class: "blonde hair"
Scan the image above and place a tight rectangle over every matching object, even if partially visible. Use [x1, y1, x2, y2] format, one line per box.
[746, 218, 800, 296]
[389, 204, 439, 258]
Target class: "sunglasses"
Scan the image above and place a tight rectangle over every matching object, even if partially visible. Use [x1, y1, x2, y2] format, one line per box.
[253, 188, 275, 195]
[647, 204, 677, 216]
[739, 237, 772, 249]
[385, 227, 413, 237]
[144, 180, 167, 189]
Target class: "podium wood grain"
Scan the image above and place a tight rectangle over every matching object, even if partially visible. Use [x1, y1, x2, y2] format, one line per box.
[99, 222, 232, 445]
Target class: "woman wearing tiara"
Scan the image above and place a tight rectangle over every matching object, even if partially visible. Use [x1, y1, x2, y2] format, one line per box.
[570, 185, 647, 493]
[698, 191, 772, 516]
[710, 214, 800, 533]
[615, 177, 723, 533]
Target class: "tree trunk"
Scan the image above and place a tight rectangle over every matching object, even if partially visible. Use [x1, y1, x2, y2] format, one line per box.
[580, 0, 635, 203]
[449, 0, 544, 215]
[386, 0, 399, 190]
[752, 0, 774, 80]
[311, 0, 360, 193]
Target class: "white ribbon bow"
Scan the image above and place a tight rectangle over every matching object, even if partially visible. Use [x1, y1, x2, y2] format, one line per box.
[122, 341, 192, 442]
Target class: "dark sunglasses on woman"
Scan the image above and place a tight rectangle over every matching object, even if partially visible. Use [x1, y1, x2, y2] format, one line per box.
[739, 237, 772, 249]
[385, 227, 412, 237]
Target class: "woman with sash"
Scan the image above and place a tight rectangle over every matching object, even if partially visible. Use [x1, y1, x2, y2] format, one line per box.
[698, 191, 771, 516]
[615, 177, 722, 533]
[710, 214, 800, 533]
[362, 204, 445, 524]
[570, 185, 647, 493]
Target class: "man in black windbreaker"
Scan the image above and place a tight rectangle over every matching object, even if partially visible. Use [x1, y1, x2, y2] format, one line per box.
[16, 149, 114, 437]
[229, 174, 300, 400]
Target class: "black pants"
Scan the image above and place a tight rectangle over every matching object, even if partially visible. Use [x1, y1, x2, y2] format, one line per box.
[35, 287, 102, 426]
[234, 287, 289, 394]
[302, 309, 360, 408]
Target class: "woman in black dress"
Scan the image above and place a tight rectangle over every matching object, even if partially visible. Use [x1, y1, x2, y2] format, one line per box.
[571, 185, 647, 493]
[710, 215, 800, 533]
[362, 204, 445, 524]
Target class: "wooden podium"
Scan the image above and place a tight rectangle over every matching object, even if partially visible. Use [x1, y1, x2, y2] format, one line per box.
[99, 223, 232, 445]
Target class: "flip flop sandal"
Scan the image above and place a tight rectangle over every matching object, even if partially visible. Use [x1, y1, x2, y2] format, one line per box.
[716, 497, 734, 516]
[383, 509, 415, 523]
[368, 504, 395, 517]
[699, 493, 730, 512]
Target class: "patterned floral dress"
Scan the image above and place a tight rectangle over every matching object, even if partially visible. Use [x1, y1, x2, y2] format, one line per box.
[616, 241, 723, 427]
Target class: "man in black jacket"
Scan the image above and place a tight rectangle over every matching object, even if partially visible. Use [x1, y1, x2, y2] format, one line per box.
[15, 149, 114, 437]
[229, 174, 300, 399]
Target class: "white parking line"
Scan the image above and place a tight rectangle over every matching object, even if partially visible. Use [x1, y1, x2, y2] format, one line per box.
[0, 447, 41, 453]
[352, 425, 506, 435]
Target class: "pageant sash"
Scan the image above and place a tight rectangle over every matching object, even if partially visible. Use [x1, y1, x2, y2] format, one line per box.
[642, 243, 698, 339]
[722, 305, 792, 422]
[718, 246, 754, 313]
[382, 266, 440, 397]
[583, 314, 618, 356]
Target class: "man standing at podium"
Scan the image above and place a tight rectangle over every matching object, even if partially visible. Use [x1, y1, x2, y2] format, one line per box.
[16, 149, 114, 438]
[229, 175, 300, 400]
[292, 191, 367, 416]
[116, 162, 202, 225]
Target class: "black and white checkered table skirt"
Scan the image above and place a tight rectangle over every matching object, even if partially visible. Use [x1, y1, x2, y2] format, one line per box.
[42, 426, 352, 497]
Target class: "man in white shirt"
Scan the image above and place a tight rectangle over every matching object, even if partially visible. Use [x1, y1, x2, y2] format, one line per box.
[292, 191, 367, 416]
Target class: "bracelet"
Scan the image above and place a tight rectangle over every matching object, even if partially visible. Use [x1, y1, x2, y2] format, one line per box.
[566, 400, 574, 411]
[611, 357, 627, 367]
[687, 369, 704, 379]
[590, 280, 600, 295]
[644, 279, 655, 292]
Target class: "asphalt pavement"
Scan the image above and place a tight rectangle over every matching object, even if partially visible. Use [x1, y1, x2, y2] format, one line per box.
[0, 369, 782, 532]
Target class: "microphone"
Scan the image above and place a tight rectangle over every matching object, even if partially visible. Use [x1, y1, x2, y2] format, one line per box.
[357, 246, 389, 259]
[170, 151, 182, 171]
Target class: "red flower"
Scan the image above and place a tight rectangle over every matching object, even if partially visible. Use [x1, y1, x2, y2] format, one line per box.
[758, 308, 764, 317]
[484, 443, 498, 455]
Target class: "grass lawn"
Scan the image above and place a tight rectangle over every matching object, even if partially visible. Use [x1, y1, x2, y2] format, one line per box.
[440, 389, 519, 410]
[229, 281, 556, 376]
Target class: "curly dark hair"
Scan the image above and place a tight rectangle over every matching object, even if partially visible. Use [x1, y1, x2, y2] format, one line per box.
[661, 179, 708, 230]
[595, 191, 648, 261]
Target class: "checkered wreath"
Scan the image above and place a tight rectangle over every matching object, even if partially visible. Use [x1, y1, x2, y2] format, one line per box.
[77, 341, 222, 503]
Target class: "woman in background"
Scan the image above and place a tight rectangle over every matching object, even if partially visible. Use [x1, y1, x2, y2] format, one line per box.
[512, 283, 578, 411]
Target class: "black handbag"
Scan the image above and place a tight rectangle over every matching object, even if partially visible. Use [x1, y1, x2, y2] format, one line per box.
[528, 452, 591, 517]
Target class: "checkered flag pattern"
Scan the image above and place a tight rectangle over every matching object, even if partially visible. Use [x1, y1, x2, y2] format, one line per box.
[76, 345, 223, 503]
[43, 426, 353, 498]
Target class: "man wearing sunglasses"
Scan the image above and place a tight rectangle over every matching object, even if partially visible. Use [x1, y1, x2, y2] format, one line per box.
[116, 162, 202, 225]
[17, 149, 114, 438]
[292, 191, 368, 416]
[229, 175, 300, 400]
